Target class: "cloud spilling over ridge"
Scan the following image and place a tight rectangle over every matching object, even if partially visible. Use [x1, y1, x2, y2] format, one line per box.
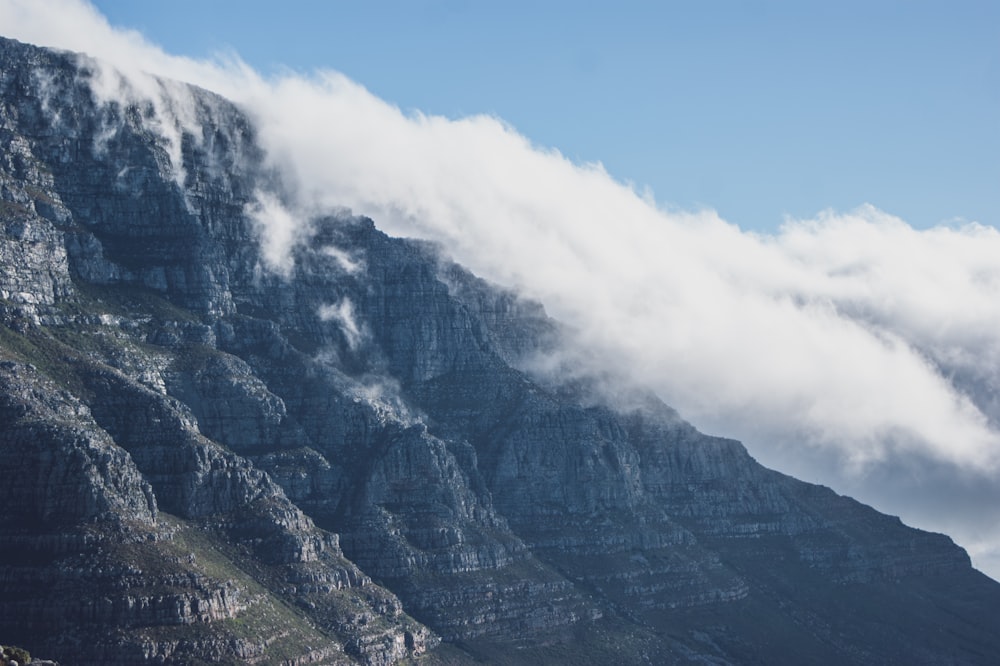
[3, 0, 999, 578]
[239, 73, 1000, 474]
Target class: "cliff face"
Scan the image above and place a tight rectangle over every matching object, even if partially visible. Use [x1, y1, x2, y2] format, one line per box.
[1, 36, 999, 665]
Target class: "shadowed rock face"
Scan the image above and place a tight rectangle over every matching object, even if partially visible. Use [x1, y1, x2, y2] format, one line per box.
[1, 35, 999, 665]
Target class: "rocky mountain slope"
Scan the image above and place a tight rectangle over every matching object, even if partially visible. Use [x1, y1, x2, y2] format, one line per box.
[1, 36, 999, 664]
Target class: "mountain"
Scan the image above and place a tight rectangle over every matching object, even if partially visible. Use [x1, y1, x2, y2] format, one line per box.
[1, 36, 998, 665]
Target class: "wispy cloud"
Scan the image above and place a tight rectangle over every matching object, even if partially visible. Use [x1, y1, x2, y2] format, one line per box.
[318, 298, 365, 351]
[245, 190, 301, 276]
[3, 0, 999, 579]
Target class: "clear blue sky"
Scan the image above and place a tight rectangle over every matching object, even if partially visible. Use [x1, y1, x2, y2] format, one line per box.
[90, 0, 999, 233]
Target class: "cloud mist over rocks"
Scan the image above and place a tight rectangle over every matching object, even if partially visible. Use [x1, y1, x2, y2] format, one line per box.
[3, 0, 999, 579]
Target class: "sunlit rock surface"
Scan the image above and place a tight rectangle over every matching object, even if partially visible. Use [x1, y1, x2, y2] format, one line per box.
[1, 36, 999, 664]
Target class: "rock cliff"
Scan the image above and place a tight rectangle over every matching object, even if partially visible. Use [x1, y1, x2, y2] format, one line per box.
[1, 36, 999, 664]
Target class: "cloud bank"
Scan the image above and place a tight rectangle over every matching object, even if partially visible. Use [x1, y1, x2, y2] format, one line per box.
[3, 0, 999, 579]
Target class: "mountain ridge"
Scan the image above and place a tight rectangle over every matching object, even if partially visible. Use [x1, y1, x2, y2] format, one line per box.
[1, 36, 998, 664]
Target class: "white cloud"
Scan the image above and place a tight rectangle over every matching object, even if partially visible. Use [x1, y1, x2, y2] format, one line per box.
[0, 0, 248, 92]
[318, 298, 364, 351]
[320, 244, 363, 275]
[235, 74, 1000, 475]
[3, 0, 1000, 580]
[245, 190, 301, 276]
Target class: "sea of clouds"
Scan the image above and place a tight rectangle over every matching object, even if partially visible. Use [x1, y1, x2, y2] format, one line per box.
[3, 0, 998, 579]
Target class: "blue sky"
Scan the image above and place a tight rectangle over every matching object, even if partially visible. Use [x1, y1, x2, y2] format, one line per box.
[88, 0, 1000, 233]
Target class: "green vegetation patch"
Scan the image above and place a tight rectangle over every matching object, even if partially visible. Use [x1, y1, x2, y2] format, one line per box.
[150, 515, 348, 664]
[67, 280, 201, 324]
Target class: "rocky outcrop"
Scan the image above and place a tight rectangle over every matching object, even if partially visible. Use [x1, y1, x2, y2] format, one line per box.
[0, 340, 432, 665]
[1, 34, 999, 665]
